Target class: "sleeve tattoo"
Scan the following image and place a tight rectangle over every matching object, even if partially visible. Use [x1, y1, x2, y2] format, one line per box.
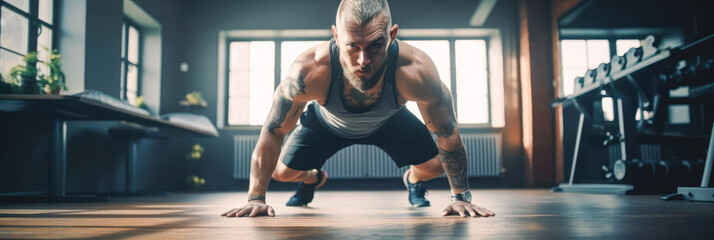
[432, 86, 457, 138]
[439, 147, 468, 191]
[267, 71, 306, 135]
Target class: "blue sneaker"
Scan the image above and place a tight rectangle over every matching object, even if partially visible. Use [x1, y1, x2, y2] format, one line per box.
[286, 170, 327, 207]
[403, 169, 430, 207]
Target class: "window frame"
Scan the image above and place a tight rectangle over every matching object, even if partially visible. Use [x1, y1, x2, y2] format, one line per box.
[224, 37, 330, 127]
[400, 37, 492, 127]
[0, 0, 57, 74]
[120, 18, 142, 102]
[224, 36, 493, 128]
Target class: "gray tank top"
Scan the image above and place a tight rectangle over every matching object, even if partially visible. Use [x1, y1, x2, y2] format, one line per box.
[314, 38, 402, 139]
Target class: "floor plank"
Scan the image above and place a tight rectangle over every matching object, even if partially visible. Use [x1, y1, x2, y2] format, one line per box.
[1, 190, 714, 239]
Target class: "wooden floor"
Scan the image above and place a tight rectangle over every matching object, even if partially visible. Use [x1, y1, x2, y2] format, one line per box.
[1, 189, 714, 239]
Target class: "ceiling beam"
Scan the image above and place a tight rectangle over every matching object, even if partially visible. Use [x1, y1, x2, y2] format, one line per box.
[470, 0, 499, 26]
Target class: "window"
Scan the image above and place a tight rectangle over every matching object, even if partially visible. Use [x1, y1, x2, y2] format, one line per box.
[0, 0, 55, 80]
[560, 39, 610, 96]
[228, 41, 275, 125]
[120, 20, 141, 104]
[560, 38, 646, 123]
[560, 38, 644, 96]
[226, 37, 493, 126]
[402, 39, 490, 124]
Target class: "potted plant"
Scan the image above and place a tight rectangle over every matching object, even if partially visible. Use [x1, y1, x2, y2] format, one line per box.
[0, 74, 21, 94]
[180, 91, 207, 107]
[8, 52, 39, 94]
[38, 49, 67, 95]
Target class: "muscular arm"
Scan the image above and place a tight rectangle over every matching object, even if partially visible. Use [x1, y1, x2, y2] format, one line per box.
[247, 71, 308, 200]
[397, 42, 469, 194]
[396, 41, 493, 217]
[419, 84, 468, 194]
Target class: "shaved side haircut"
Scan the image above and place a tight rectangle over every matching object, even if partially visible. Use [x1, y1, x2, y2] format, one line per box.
[336, 0, 392, 33]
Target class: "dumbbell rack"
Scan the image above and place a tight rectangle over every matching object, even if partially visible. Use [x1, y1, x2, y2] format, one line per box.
[552, 51, 671, 195]
[553, 34, 714, 195]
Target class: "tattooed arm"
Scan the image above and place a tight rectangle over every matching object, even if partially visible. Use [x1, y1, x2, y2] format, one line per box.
[420, 83, 468, 194]
[222, 43, 331, 218]
[397, 43, 468, 194]
[246, 71, 308, 203]
[396, 41, 494, 217]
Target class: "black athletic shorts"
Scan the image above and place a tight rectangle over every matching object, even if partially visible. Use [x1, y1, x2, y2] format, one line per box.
[280, 103, 439, 171]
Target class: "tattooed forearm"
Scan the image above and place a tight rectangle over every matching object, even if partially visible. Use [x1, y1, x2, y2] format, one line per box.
[439, 147, 468, 192]
[267, 97, 293, 135]
[434, 123, 455, 137]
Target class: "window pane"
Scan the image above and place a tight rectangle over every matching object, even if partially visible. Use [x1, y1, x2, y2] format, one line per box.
[560, 40, 587, 68]
[228, 41, 275, 125]
[38, 0, 53, 24]
[562, 68, 583, 95]
[560, 40, 587, 96]
[36, 26, 52, 76]
[0, 49, 24, 79]
[1, 7, 29, 54]
[601, 97, 615, 122]
[455, 40, 488, 124]
[4, 0, 28, 12]
[616, 39, 640, 56]
[126, 64, 138, 104]
[586, 40, 609, 69]
[128, 25, 139, 63]
[404, 40, 450, 89]
[403, 40, 450, 120]
[281, 41, 322, 81]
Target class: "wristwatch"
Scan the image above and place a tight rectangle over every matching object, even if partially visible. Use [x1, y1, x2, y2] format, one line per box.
[451, 189, 472, 203]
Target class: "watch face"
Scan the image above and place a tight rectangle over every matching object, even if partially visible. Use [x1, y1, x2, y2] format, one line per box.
[463, 190, 472, 203]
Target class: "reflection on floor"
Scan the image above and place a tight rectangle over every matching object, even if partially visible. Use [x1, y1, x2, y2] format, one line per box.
[1, 190, 714, 239]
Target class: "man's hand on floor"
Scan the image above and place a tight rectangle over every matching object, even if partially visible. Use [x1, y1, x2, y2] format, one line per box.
[442, 201, 495, 218]
[221, 201, 275, 217]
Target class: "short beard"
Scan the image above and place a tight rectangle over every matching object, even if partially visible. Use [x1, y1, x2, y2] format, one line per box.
[341, 59, 387, 93]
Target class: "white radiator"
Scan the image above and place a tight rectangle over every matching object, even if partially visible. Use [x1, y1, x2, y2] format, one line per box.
[234, 133, 502, 179]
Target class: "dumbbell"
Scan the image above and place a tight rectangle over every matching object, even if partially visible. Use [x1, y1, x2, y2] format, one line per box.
[694, 58, 713, 85]
[611, 159, 655, 192]
[583, 69, 597, 87]
[653, 160, 671, 192]
[654, 160, 695, 191]
[641, 35, 658, 60]
[610, 55, 626, 76]
[625, 47, 643, 68]
[596, 63, 611, 82]
[574, 77, 585, 92]
[660, 63, 697, 89]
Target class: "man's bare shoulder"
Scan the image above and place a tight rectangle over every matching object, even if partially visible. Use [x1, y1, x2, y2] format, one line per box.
[395, 40, 442, 102]
[283, 41, 332, 102]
